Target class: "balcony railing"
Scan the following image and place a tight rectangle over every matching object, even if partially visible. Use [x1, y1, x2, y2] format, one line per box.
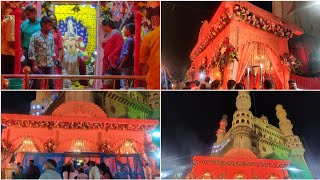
[2, 67, 146, 89]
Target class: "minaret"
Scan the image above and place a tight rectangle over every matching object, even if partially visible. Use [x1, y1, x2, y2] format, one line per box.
[276, 104, 313, 179]
[215, 115, 228, 144]
[231, 91, 254, 150]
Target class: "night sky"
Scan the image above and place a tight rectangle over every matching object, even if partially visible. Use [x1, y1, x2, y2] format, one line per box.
[161, 1, 272, 79]
[162, 91, 320, 178]
[1, 91, 36, 114]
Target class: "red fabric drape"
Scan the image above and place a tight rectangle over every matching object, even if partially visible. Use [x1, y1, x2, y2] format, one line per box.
[134, 12, 142, 88]
[11, 8, 22, 74]
[235, 42, 256, 83]
[264, 47, 285, 89]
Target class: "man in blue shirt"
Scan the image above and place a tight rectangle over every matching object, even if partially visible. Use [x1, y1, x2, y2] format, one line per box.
[29, 16, 55, 89]
[116, 23, 135, 89]
[21, 5, 41, 72]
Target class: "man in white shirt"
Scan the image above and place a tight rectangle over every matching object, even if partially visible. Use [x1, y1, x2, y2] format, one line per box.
[39, 159, 62, 179]
[89, 161, 101, 179]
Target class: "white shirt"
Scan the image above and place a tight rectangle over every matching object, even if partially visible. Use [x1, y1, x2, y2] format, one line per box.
[63, 170, 79, 179]
[89, 166, 101, 179]
[39, 169, 62, 179]
[77, 173, 88, 179]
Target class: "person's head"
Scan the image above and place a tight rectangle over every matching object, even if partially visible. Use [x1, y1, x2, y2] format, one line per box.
[44, 159, 57, 171]
[90, 161, 96, 167]
[150, 6, 160, 29]
[204, 77, 210, 83]
[24, 5, 37, 22]
[64, 164, 71, 172]
[124, 23, 135, 37]
[235, 83, 245, 89]
[17, 162, 21, 166]
[29, 160, 34, 166]
[211, 80, 222, 89]
[48, 14, 58, 30]
[194, 80, 200, 86]
[200, 84, 206, 89]
[86, 160, 91, 166]
[288, 79, 297, 90]
[263, 79, 273, 89]
[102, 18, 115, 33]
[227, 80, 236, 89]
[80, 162, 84, 167]
[185, 82, 191, 87]
[79, 167, 84, 174]
[17, 166, 23, 173]
[99, 163, 107, 175]
[40, 16, 53, 34]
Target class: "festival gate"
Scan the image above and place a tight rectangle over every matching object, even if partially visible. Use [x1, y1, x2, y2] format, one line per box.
[187, 1, 304, 89]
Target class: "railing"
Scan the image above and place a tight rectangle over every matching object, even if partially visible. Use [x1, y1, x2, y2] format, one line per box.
[2, 67, 146, 89]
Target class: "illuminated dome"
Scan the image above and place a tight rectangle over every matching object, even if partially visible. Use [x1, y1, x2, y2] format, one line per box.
[224, 148, 257, 159]
[52, 101, 107, 118]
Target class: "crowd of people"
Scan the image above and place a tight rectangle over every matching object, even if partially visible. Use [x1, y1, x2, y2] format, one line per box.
[1, 4, 160, 89]
[164, 77, 300, 90]
[11, 159, 152, 179]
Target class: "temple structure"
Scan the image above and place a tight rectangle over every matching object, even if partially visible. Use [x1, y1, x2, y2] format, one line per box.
[186, 91, 313, 179]
[187, 1, 304, 89]
[1, 91, 160, 179]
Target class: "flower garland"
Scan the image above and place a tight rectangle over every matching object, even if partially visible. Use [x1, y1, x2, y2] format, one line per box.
[233, 4, 293, 39]
[1, 139, 13, 160]
[41, 1, 52, 16]
[191, 12, 232, 59]
[98, 141, 113, 153]
[280, 53, 303, 75]
[2, 119, 156, 131]
[213, 38, 238, 71]
[191, 4, 294, 60]
[43, 139, 56, 152]
[186, 66, 195, 80]
[1, 1, 21, 10]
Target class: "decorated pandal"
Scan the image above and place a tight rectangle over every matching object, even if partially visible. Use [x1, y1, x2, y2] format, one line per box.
[186, 1, 305, 89]
[186, 91, 313, 179]
[1, 101, 159, 179]
[2, 1, 160, 89]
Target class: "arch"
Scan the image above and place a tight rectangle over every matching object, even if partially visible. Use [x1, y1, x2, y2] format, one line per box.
[113, 139, 144, 154]
[52, 101, 107, 118]
[15, 137, 40, 153]
[234, 41, 286, 89]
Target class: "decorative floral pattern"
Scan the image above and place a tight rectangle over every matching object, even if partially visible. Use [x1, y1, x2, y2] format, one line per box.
[1, 139, 13, 160]
[214, 38, 238, 71]
[44, 139, 56, 152]
[280, 53, 303, 75]
[2, 119, 156, 131]
[191, 4, 294, 60]
[199, 57, 209, 72]
[186, 66, 195, 80]
[191, 12, 232, 59]
[98, 141, 113, 153]
[233, 4, 293, 39]
[41, 1, 53, 16]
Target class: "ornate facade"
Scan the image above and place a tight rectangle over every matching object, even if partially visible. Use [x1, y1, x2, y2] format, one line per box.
[187, 1, 304, 89]
[187, 91, 312, 179]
